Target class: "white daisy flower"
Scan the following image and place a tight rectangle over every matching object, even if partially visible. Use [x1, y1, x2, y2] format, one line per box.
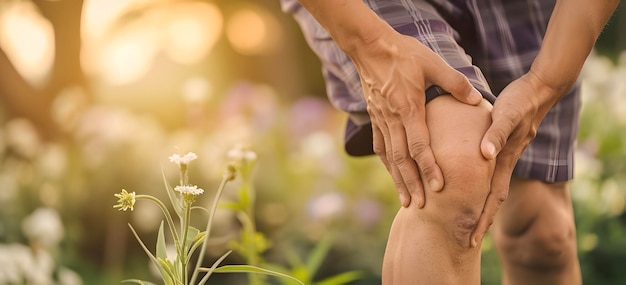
[168, 152, 198, 166]
[174, 185, 204, 196]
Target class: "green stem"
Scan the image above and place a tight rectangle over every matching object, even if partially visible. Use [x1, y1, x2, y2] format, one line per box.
[136, 194, 180, 249]
[190, 174, 230, 285]
[181, 198, 192, 285]
[240, 176, 263, 285]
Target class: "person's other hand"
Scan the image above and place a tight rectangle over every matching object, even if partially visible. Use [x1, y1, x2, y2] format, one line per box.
[470, 71, 563, 247]
[350, 32, 482, 208]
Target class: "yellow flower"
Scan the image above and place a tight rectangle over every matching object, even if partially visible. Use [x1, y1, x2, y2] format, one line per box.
[114, 189, 136, 211]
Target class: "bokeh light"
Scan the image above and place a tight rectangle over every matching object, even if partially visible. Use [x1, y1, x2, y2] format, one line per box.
[81, 0, 223, 85]
[0, 1, 55, 87]
[164, 2, 223, 64]
[226, 5, 283, 56]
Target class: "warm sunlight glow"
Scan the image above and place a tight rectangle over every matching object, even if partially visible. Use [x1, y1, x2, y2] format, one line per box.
[226, 6, 282, 56]
[0, 2, 55, 87]
[81, 0, 223, 84]
[80, 0, 141, 75]
[98, 29, 159, 85]
[164, 2, 223, 64]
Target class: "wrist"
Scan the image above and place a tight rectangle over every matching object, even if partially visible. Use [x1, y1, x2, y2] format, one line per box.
[528, 62, 577, 97]
[525, 69, 564, 117]
[335, 16, 395, 57]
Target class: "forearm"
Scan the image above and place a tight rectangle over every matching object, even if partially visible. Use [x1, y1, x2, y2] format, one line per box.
[531, 0, 620, 94]
[297, 0, 394, 55]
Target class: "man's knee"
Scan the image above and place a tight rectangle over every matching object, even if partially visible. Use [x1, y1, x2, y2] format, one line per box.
[494, 181, 578, 271]
[429, 142, 494, 249]
[422, 95, 495, 250]
[499, 212, 577, 270]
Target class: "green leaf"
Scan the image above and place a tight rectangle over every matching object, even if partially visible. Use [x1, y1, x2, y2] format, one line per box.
[156, 221, 167, 260]
[183, 226, 202, 263]
[314, 271, 364, 285]
[128, 224, 172, 285]
[157, 258, 177, 285]
[161, 167, 183, 218]
[305, 234, 334, 275]
[121, 279, 158, 285]
[197, 250, 233, 285]
[238, 184, 249, 209]
[211, 265, 305, 285]
[188, 231, 207, 262]
[219, 200, 244, 211]
[186, 226, 200, 246]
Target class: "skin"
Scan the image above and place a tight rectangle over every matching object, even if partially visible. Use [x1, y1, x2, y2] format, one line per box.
[382, 95, 494, 284]
[473, 0, 621, 246]
[298, 0, 483, 209]
[492, 180, 581, 285]
[296, 0, 620, 283]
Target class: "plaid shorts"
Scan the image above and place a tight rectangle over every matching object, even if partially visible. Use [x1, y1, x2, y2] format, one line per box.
[283, 0, 581, 183]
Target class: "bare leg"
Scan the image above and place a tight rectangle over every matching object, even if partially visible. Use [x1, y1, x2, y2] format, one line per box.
[382, 95, 494, 284]
[491, 178, 581, 285]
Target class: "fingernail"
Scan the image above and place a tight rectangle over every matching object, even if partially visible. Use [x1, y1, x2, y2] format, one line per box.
[471, 89, 482, 103]
[486, 143, 496, 158]
[429, 179, 442, 192]
[471, 237, 478, 248]
[399, 193, 408, 207]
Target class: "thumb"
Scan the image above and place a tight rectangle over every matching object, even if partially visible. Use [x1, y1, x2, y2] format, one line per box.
[480, 117, 513, 160]
[431, 67, 482, 105]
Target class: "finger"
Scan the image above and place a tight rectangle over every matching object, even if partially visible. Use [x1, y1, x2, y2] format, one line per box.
[480, 110, 517, 160]
[368, 106, 412, 208]
[428, 62, 482, 106]
[470, 155, 516, 247]
[402, 110, 443, 193]
[387, 118, 425, 208]
[380, 123, 415, 208]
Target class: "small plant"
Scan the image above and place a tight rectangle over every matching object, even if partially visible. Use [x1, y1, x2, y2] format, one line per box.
[221, 148, 364, 285]
[113, 150, 303, 285]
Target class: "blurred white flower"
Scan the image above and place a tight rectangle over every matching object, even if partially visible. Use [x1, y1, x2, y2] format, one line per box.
[36, 143, 67, 179]
[581, 52, 613, 86]
[227, 144, 257, 162]
[0, 172, 18, 203]
[21, 208, 64, 248]
[600, 179, 626, 217]
[0, 243, 82, 285]
[182, 77, 211, 104]
[574, 148, 602, 179]
[5, 118, 41, 159]
[169, 152, 198, 166]
[174, 185, 204, 196]
[307, 192, 345, 220]
[57, 267, 83, 285]
[0, 244, 33, 283]
[301, 132, 335, 158]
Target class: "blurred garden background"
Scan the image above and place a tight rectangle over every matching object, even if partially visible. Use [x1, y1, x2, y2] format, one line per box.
[0, 0, 625, 284]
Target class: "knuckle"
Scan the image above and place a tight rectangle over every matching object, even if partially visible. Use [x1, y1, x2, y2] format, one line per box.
[496, 192, 509, 205]
[391, 149, 409, 165]
[389, 103, 413, 117]
[408, 140, 429, 158]
[449, 73, 470, 92]
[528, 125, 538, 139]
[372, 143, 385, 156]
